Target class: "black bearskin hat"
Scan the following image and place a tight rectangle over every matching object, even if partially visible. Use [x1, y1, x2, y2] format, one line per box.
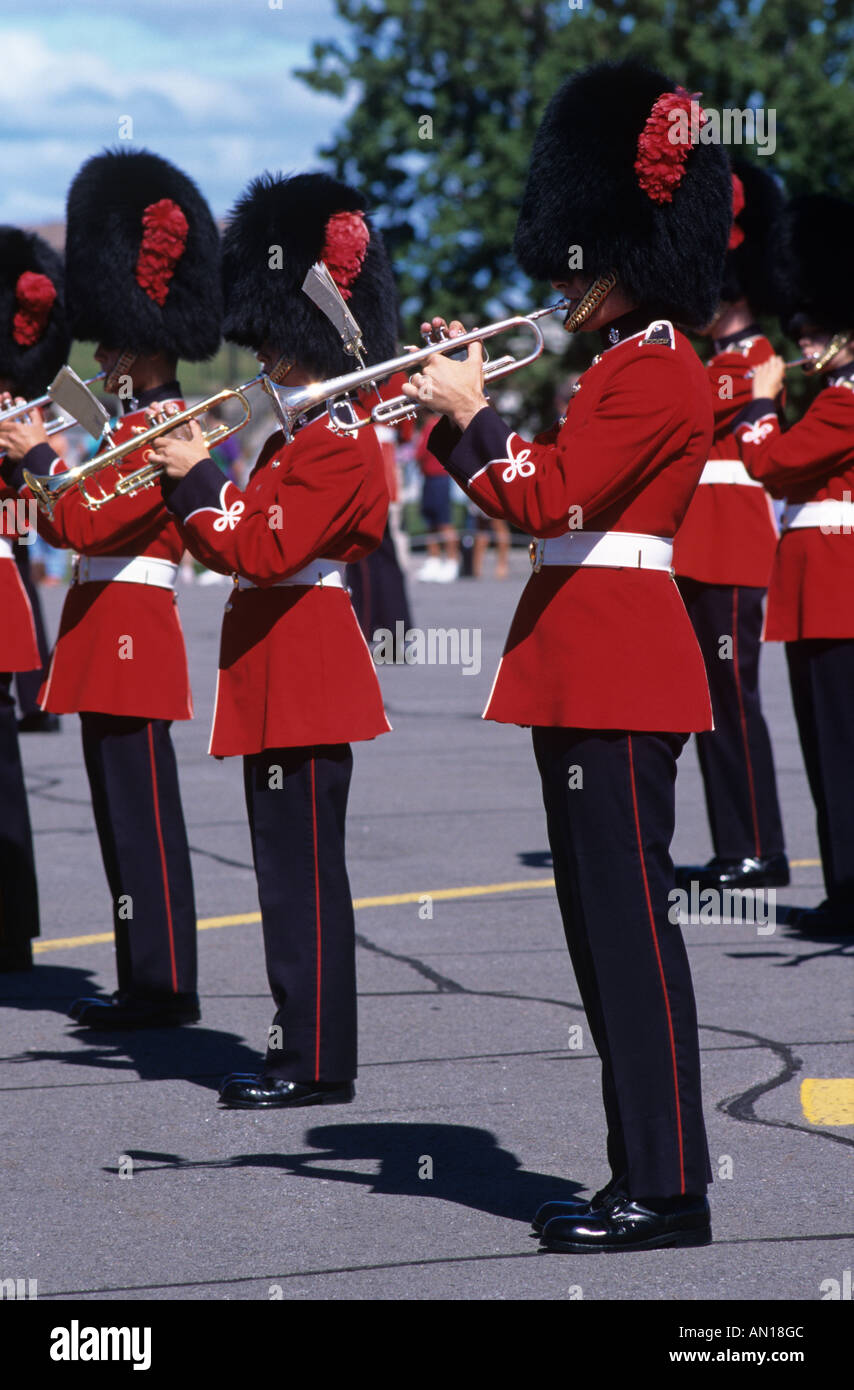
[221, 171, 398, 377]
[513, 60, 732, 327]
[720, 159, 786, 316]
[0, 228, 69, 397]
[774, 195, 854, 337]
[65, 148, 221, 360]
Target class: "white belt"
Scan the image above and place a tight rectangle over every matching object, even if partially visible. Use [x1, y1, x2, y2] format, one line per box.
[0, 537, 13, 560]
[698, 458, 761, 487]
[236, 558, 345, 590]
[73, 555, 178, 589]
[781, 499, 854, 532]
[530, 531, 673, 573]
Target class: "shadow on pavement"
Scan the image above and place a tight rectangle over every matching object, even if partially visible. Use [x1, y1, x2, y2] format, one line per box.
[517, 850, 553, 869]
[7, 1024, 264, 1087]
[0, 965, 263, 1086]
[0, 962, 100, 1009]
[107, 1122, 588, 1223]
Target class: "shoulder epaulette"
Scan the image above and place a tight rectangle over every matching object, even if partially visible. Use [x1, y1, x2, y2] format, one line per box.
[641, 320, 676, 349]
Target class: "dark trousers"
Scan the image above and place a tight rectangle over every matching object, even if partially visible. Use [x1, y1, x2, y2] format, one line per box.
[243, 744, 357, 1083]
[678, 578, 785, 860]
[13, 541, 50, 717]
[533, 727, 711, 1199]
[80, 713, 197, 997]
[786, 639, 854, 914]
[0, 672, 39, 947]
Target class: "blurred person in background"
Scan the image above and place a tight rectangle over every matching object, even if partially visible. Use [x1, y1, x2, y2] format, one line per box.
[414, 410, 458, 581]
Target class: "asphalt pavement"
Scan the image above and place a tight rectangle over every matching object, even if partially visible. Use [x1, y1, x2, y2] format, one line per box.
[2, 553, 852, 1303]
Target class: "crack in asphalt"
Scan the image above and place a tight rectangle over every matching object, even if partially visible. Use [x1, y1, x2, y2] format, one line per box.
[355, 930, 467, 993]
[354, 931, 585, 1018]
[703, 1022, 852, 1152]
[188, 844, 255, 871]
[354, 928, 853, 1154]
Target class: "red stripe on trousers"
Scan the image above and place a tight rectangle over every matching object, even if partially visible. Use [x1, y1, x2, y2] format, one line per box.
[146, 723, 178, 993]
[310, 758, 322, 1081]
[627, 735, 685, 1194]
[730, 587, 762, 857]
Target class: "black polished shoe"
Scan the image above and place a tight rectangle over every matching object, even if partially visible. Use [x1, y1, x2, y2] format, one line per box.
[675, 853, 789, 892]
[787, 899, 854, 936]
[218, 1075, 355, 1109]
[532, 1174, 627, 1234]
[540, 1194, 711, 1253]
[69, 991, 201, 1028]
[17, 711, 61, 733]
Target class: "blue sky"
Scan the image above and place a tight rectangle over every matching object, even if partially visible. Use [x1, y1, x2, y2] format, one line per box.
[0, 0, 354, 224]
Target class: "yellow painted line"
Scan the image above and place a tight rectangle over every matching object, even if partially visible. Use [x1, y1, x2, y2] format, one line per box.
[790, 858, 821, 868]
[35, 930, 117, 953]
[33, 877, 557, 955]
[801, 1079, 854, 1127]
[352, 879, 554, 909]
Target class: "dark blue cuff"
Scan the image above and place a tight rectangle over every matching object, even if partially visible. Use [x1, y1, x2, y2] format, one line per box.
[162, 457, 225, 520]
[9, 442, 59, 493]
[443, 405, 511, 486]
[732, 397, 775, 432]
[427, 416, 462, 464]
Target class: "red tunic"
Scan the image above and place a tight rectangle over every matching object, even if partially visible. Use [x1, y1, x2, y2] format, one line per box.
[16, 396, 193, 719]
[736, 374, 854, 640]
[672, 333, 779, 586]
[0, 479, 39, 671]
[430, 322, 714, 733]
[165, 406, 391, 756]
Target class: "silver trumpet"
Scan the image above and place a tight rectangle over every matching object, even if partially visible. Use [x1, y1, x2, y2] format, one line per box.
[0, 371, 106, 438]
[745, 356, 810, 380]
[266, 300, 571, 440]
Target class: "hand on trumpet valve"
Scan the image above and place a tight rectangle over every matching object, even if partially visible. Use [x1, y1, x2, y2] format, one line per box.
[144, 402, 209, 479]
[0, 397, 48, 461]
[401, 317, 488, 431]
[750, 355, 786, 401]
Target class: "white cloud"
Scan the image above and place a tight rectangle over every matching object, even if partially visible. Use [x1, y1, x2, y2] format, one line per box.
[0, 12, 357, 222]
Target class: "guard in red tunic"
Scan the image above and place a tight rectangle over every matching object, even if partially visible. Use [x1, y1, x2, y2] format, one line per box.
[673, 161, 788, 892]
[0, 228, 69, 969]
[0, 149, 222, 1023]
[149, 173, 394, 1107]
[734, 195, 854, 935]
[406, 61, 731, 1251]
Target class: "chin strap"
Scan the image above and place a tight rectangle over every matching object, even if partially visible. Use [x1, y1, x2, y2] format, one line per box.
[268, 355, 294, 385]
[803, 330, 852, 376]
[563, 271, 618, 332]
[105, 349, 138, 397]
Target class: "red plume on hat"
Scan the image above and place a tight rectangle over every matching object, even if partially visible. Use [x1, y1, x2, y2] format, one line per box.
[12, 270, 57, 346]
[634, 88, 707, 205]
[135, 199, 189, 305]
[321, 211, 370, 300]
[728, 174, 746, 249]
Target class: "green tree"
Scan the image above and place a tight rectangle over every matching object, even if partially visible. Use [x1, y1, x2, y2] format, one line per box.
[298, 0, 854, 326]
